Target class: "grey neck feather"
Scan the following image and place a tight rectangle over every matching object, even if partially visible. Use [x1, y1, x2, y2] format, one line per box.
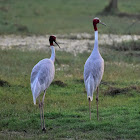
[50, 46, 55, 62]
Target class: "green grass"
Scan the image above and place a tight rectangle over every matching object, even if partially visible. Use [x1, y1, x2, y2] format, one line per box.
[0, 40, 140, 139]
[0, 0, 140, 35]
[0, 1, 140, 139]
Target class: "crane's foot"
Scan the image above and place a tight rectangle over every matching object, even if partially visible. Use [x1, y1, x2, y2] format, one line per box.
[42, 127, 46, 132]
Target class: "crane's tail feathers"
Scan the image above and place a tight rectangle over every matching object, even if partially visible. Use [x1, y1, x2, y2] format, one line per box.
[88, 96, 93, 101]
[31, 79, 40, 105]
[85, 76, 95, 102]
[33, 96, 36, 105]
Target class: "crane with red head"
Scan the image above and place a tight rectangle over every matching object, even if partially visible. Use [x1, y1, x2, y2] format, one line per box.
[84, 17, 106, 120]
[31, 35, 60, 131]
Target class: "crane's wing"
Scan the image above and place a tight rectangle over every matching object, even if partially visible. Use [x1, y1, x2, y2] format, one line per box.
[31, 59, 55, 104]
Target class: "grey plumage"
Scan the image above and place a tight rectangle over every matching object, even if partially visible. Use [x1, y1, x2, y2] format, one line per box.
[84, 31, 104, 101]
[31, 58, 55, 104]
[30, 35, 59, 131]
[84, 17, 106, 120]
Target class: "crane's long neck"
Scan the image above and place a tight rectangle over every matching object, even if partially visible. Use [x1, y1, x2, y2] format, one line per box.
[50, 46, 55, 62]
[92, 31, 99, 54]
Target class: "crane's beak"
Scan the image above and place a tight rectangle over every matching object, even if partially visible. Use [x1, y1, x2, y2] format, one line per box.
[54, 40, 60, 48]
[54, 40, 60, 65]
[99, 21, 106, 26]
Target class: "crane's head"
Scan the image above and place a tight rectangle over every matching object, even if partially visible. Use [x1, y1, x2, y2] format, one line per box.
[49, 35, 60, 48]
[93, 17, 106, 31]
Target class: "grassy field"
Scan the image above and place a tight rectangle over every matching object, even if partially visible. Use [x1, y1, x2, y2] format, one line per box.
[0, 0, 140, 35]
[0, 39, 140, 139]
[0, 0, 140, 139]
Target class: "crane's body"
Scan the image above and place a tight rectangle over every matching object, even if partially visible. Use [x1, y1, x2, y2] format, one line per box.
[31, 46, 55, 105]
[30, 36, 60, 131]
[84, 31, 104, 101]
[84, 18, 106, 120]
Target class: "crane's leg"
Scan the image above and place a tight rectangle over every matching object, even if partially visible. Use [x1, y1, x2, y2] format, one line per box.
[96, 87, 99, 121]
[88, 98, 91, 120]
[38, 97, 43, 129]
[42, 90, 46, 132]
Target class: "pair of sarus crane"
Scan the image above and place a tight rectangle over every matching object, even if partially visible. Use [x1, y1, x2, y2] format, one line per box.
[31, 17, 106, 131]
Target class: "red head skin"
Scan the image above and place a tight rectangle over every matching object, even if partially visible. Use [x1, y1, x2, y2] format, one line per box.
[93, 18, 100, 31]
[49, 35, 56, 46]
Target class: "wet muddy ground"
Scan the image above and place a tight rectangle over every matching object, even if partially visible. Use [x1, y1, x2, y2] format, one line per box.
[0, 33, 140, 54]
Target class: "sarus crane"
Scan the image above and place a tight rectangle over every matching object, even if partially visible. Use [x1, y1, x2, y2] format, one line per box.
[30, 35, 60, 131]
[84, 17, 106, 120]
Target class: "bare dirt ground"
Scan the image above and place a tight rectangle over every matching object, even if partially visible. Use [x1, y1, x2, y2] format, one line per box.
[0, 33, 140, 54]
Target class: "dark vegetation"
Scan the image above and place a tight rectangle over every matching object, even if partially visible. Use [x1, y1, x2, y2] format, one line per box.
[0, 79, 10, 87]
